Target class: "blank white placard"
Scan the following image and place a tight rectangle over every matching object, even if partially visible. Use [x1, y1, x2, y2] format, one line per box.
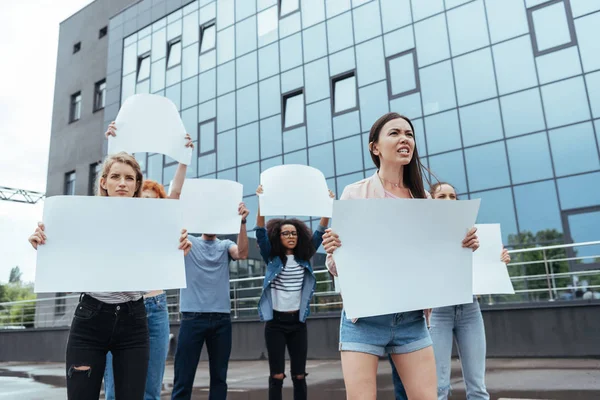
[259, 165, 333, 217]
[332, 198, 481, 319]
[34, 196, 186, 293]
[179, 179, 243, 234]
[472, 223, 515, 295]
[108, 94, 192, 165]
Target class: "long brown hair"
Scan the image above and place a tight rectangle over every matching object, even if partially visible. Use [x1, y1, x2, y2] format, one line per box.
[96, 152, 143, 197]
[368, 112, 431, 199]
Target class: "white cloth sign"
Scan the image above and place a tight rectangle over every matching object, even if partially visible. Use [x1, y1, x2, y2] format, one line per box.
[108, 94, 192, 165]
[34, 196, 186, 293]
[472, 224, 515, 295]
[259, 165, 332, 217]
[179, 179, 243, 234]
[332, 198, 481, 319]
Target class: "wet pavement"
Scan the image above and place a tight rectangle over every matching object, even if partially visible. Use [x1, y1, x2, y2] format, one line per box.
[0, 358, 599, 399]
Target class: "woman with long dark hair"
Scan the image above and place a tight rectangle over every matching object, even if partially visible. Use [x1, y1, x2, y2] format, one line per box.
[321, 113, 479, 400]
[255, 185, 334, 400]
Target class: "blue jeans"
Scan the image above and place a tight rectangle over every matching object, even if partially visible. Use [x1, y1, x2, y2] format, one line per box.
[171, 312, 232, 400]
[104, 293, 170, 400]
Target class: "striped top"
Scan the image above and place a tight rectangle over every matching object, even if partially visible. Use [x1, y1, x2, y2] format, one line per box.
[271, 255, 304, 312]
[87, 292, 144, 304]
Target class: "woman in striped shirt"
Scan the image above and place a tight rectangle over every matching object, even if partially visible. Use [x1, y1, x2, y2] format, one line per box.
[28, 152, 192, 400]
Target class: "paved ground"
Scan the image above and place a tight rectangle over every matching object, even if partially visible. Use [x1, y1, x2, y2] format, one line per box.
[0, 358, 599, 399]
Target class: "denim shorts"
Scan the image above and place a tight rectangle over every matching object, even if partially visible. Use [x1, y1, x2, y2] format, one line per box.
[339, 309, 432, 357]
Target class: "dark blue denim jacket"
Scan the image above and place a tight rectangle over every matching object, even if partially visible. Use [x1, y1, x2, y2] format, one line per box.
[256, 225, 326, 323]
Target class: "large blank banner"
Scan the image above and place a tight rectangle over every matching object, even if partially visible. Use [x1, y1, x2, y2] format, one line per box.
[260, 165, 333, 217]
[34, 196, 186, 293]
[333, 198, 480, 319]
[473, 223, 515, 295]
[179, 179, 243, 234]
[108, 94, 192, 165]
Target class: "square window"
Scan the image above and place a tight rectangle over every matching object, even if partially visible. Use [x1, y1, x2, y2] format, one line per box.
[99, 26, 107, 39]
[386, 49, 419, 99]
[167, 39, 182, 68]
[352, 1, 382, 44]
[259, 43, 280, 80]
[94, 79, 106, 111]
[486, 0, 529, 44]
[471, 188, 518, 244]
[414, 14, 449, 67]
[335, 135, 364, 175]
[549, 122, 600, 176]
[73, 42, 81, 54]
[283, 126, 307, 153]
[358, 81, 389, 131]
[464, 142, 511, 192]
[355, 37, 386, 87]
[217, 130, 236, 170]
[453, 48, 497, 106]
[411, 0, 444, 21]
[258, 6, 279, 47]
[237, 84, 259, 126]
[304, 58, 329, 103]
[237, 51, 258, 88]
[259, 76, 282, 118]
[506, 132, 554, 184]
[428, 150, 467, 194]
[327, 12, 354, 54]
[447, 0, 489, 56]
[280, 0, 300, 18]
[280, 33, 303, 72]
[64, 171, 76, 195]
[237, 123, 260, 165]
[332, 71, 358, 116]
[527, 0, 577, 56]
[261, 115, 283, 158]
[493, 36, 538, 95]
[541, 76, 590, 128]
[425, 110, 462, 155]
[380, 0, 411, 33]
[557, 172, 600, 210]
[420, 60, 456, 115]
[575, 11, 600, 73]
[536, 45, 582, 85]
[513, 180, 562, 234]
[283, 89, 305, 130]
[309, 143, 335, 177]
[284, 149, 308, 165]
[307, 99, 333, 146]
[236, 15, 257, 57]
[302, 23, 327, 63]
[200, 22, 216, 54]
[69, 92, 81, 122]
[500, 89, 546, 137]
[459, 99, 504, 147]
[333, 110, 360, 140]
[137, 55, 151, 81]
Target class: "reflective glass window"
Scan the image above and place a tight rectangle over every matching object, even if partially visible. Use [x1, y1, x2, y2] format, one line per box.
[147, 154, 163, 182]
[236, 0, 256, 21]
[309, 143, 335, 177]
[183, 11, 199, 47]
[411, 118, 427, 157]
[428, 150, 467, 194]
[493, 36, 538, 95]
[236, 16, 257, 57]
[283, 91, 305, 129]
[586, 71, 600, 118]
[123, 43, 137, 76]
[182, 45, 199, 80]
[137, 55, 151, 81]
[281, 67, 303, 93]
[570, 0, 600, 17]
[152, 29, 167, 60]
[236, 51, 258, 88]
[217, 61, 235, 95]
[500, 89, 546, 137]
[167, 40, 182, 68]
[237, 123, 260, 165]
[165, 83, 181, 110]
[151, 59, 166, 92]
[200, 23, 216, 53]
[199, 99, 216, 121]
[304, 58, 330, 103]
[327, 12, 354, 54]
[390, 92, 422, 120]
[259, 76, 281, 118]
[574, 11, 600, 72]
[356, 37, 386, 87]
[358, 81, 389, 131]
[329, 48, 355, 76]
[420, 60, 456, 115]
[388, 50, 418, 98]
[557, 172, 600, 209]
[217, 0, 234, 28]
[380, 0, 411, 33]
[166, 65, 182, 87]
[237, 84, 259, 126]
[335, 135, 364, 175]
[238, 163, 260, 196]
[447, 0, 489, 56]
[217, 92, 236, 132]
[279, 11, 301, 38]
[303, 23, 327, 63]
[333, 73, 357, 115]
[333, 110, 360, 140]
[541, 77, 590, 129]
[414, 14, 449, 67]
[181, 76, 198, 110]
[259, 43, 280, 80]
[122, 73, 136, 102]
[261, 115, 283, 158]
[280, 0, 300, 17]
[549, 122, 600, 176]
[199, 69, 216, 103]
[261, 155, 283, 172]
[326, 0, 350, 18]
[514, 180, 562, 233]
[424, 110, 462, 155]
[336, 172, 365, 197]
[199, 49, 216, 73]
[284, 149, 308, 165]
[352, 1, 382, 43]
[217, 129, 236, 170]
[307, 99, 333, 146]
[453, 48, 497, 106]
[217, 168, 236, 180]
[384, 26, 414, 57]
[465, 142, 511, 192]
[198, 152, 217, 175]
[136, 80, 150, 95]
[181, 107, 199, 142]
[486, 0, 529, 43]
[507, 132, 554, 184]
[411, 0, 444, 21]
[531, 1, 574, 54]
[472, 188, 518, 243]
[459, 99, 504, 147]
[283, 126, 307, 153]
[258, 6, 278, 47]
[199, 119, 216, 154]
[280, 33, 302, 72]
[217, 26, 235, 64]
[167, 20, 183, 42]
[138, 35, 151, 56]
[536, 46, 582, 85]
[362, 132, 372, 168]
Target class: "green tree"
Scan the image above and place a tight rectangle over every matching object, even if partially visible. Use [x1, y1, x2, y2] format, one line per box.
[0, 268, 36, 328]
[9, 266, 22, 284]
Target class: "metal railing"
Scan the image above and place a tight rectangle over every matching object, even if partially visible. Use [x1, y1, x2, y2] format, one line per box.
[1, 240, 599, 329]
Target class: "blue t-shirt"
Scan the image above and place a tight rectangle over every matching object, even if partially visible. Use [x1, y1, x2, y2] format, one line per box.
[180, 235, 235, 313]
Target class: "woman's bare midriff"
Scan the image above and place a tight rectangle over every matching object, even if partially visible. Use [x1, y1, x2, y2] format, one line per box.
[144, 290, 164, 298]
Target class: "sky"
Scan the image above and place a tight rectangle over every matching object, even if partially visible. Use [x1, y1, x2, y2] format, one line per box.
[0, 0, 94, 284]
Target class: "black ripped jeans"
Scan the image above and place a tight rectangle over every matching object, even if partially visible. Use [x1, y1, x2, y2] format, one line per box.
[265, 310, 308, 400]
[66, 294, 149, 399]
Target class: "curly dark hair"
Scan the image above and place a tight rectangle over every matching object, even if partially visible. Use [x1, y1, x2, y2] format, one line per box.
[266, 218, 316, 264]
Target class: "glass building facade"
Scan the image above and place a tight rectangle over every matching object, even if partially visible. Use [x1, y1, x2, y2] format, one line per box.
[104, 0, 600, 272]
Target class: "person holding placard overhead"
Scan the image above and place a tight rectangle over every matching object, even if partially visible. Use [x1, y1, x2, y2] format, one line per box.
[389, 182, 511, 400]
[255, 184, 334, 400]
[28, 152, 192, 400]
[102, 122, 193, 400]
[321, 112, 480, 400]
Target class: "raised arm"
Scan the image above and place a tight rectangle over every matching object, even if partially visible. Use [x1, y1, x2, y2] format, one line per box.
[229, 203, 250, 260]
[255, 185, 265, 228]
[168, 134, 194, 199]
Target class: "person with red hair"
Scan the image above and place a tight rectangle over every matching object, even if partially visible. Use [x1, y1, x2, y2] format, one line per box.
[102, 122, 193, 400]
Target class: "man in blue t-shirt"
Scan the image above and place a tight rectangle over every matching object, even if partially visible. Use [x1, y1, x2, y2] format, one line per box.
[171, 203, 249, 400]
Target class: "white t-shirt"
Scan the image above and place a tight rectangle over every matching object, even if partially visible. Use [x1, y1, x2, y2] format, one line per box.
[272, 255, 304, 312]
